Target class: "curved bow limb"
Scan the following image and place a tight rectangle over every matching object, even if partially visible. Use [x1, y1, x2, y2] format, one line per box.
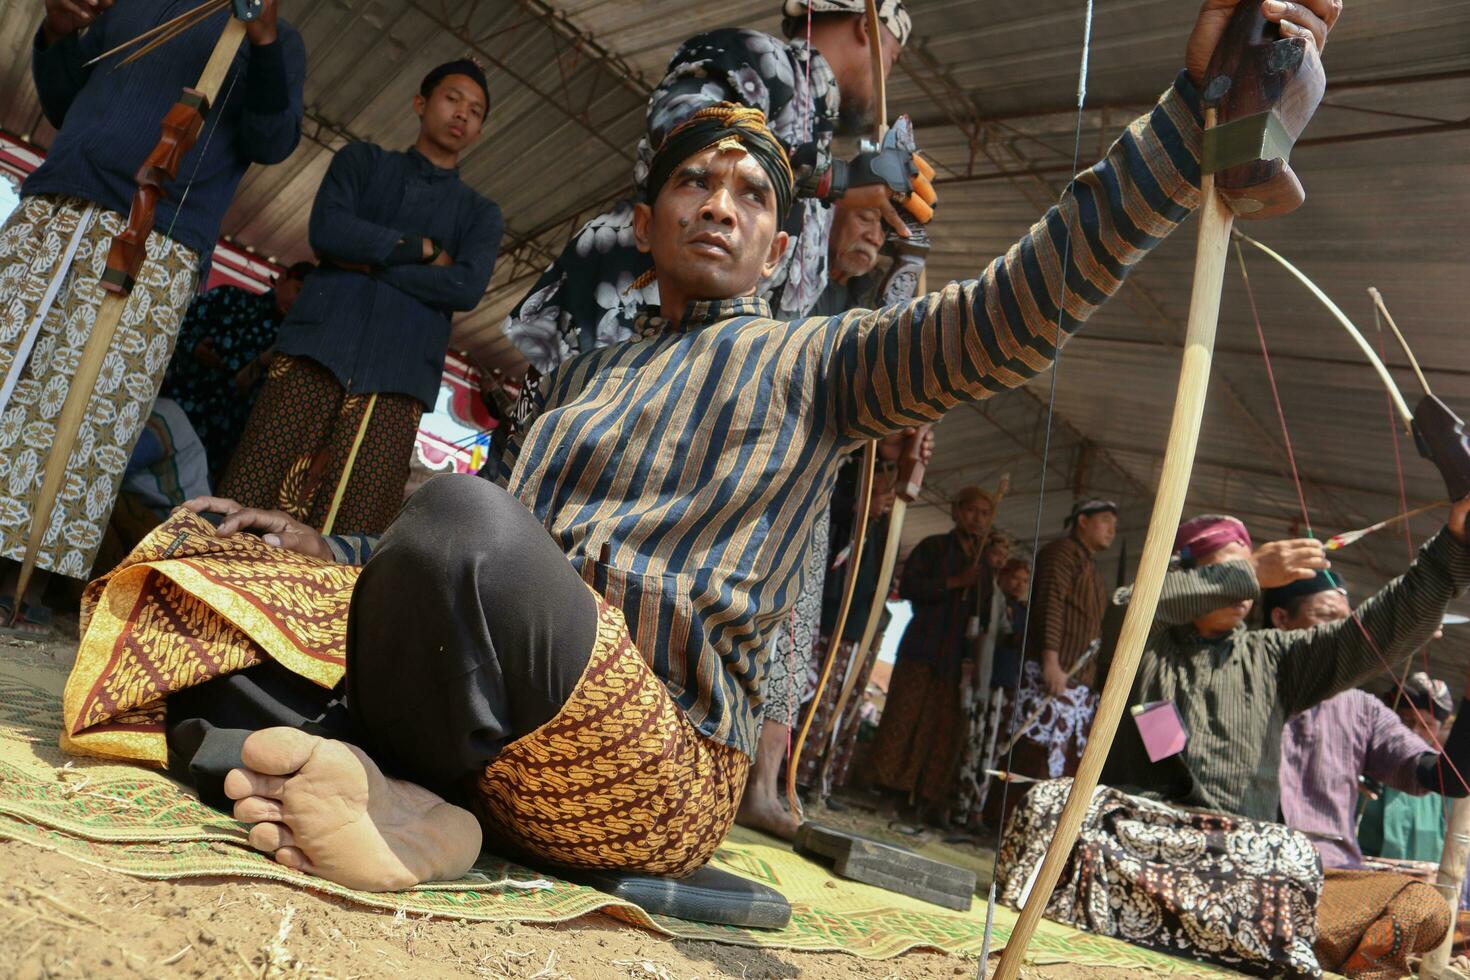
[14, 16, 250, 614]
[1234, 232, 1414, 428]
[994, 3, 1325, 973]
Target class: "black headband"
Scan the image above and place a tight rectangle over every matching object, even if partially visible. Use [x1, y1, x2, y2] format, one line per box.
[645, 104, 794, 223]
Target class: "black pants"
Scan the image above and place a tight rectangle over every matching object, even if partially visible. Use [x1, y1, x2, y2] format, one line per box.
[166, 475, 599, 811]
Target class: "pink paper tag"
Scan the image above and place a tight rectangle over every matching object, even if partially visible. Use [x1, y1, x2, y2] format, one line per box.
[1131, 700, 1188, 763]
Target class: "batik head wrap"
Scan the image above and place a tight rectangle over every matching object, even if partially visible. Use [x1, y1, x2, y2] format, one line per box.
[1174, 515, 1252, 567]
[644, 104, 795, 222]
[781, 0, 913, 47]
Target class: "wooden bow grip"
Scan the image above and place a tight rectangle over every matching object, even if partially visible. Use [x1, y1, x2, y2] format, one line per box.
[102, 91, 209, 294]
[1200, 2, 1325, 218]
[896, 424, 930, 502]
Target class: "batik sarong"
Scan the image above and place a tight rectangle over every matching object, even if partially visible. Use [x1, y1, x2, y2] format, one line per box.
[996, 778, 1324, 978]
[61, 509, 746, 876]
[792, 634, 883, 795]
[0, 194, 198, 578]
[218, 354, 423, 535]
[953, 684, 1007, 826]
[868, 655, 965, 806]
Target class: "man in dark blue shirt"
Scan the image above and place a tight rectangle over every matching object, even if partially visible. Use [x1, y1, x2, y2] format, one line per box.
[0, 0, 303, 627]
[219, 59, 504, 537]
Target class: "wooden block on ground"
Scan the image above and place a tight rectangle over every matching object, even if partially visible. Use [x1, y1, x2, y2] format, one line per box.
[794, 823, 976, 912]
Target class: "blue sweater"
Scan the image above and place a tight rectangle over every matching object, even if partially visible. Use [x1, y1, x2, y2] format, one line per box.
[25, 2, 305, 258]
[273, 142, 503, 406]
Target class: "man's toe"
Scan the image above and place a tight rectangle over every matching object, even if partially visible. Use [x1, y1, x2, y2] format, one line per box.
[224, 767, 287, 801]
[240, 727, 321, 776]
[272, 845, 313, 873]
[248, 820, 296, 853]
[234, 795, 286, 823]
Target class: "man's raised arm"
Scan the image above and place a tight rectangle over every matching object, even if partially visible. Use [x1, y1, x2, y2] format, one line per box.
[822, 74, 1203, 440]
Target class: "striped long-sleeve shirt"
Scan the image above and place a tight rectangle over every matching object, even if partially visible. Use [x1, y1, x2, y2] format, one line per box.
[335, 74, 1206, 755]
[1099, 529, 1470, 822]
[1026, 534, 1107, 686]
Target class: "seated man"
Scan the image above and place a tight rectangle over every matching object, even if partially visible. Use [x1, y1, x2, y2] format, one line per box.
[60, 0, 1338, 891]
[1101, 514, 1470, 819]
[1275, 573, 1470, 869]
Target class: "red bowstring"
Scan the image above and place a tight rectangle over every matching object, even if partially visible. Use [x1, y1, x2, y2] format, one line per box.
[1237, 248, 1470, 797]
[1236, 242, 1311, 534]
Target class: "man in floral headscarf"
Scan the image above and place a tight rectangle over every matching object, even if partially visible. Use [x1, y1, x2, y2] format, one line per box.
[502, 0, 917, 377]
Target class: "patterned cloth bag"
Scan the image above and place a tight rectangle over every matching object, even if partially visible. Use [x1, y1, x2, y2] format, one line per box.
[995, 778, 1324, 978]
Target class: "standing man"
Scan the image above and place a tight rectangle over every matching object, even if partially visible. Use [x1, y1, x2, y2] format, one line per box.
[219, 61, 504, 535]
[869, 486, 994, 827]
[503, 0, 917, 376]
[1275, 572, 1470, 869]
[0, 0, 304, 622]
[161, 261, 315, 478]
[995, 498, 1116, 807]
[807, 205, 886, 315]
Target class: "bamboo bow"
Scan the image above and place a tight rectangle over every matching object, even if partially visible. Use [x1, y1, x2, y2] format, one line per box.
[994, 5, 1326, 974]
[13, 8, 255, 614]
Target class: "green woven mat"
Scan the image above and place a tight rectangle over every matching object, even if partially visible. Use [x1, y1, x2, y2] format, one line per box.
[0, 646, 1241, 973]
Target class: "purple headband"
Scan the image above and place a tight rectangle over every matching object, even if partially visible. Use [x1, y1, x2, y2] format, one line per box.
[1174, 515, 1252, 564]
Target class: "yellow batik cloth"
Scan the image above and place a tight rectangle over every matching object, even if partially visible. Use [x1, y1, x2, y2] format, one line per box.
[62, 508, 359, 765]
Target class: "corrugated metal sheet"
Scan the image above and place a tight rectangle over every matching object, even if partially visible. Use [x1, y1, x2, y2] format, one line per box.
[3, 0, 1469, 680]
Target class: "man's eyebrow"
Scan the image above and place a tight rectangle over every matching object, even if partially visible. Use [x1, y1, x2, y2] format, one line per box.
[741, 171, 772, 195]
[675, 165, 709, 180]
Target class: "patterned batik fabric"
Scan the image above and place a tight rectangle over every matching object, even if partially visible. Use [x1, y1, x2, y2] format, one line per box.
[218, 355, 424, 535]
[1315, 869, 1451, 980]
[792, 635, 882, 796]
[475, 595, 750, 878]
[158, 285, 282, 475]
[61, 508, 748, 877]
[953, 685, 1007, 826]
[0, 194, 198, 578]
[1007, 660, 1099, 778]
[867, 655, 966, 806]
[61, 508, 357, 766]
[995, 778, 1324, 979]
[765, 508, 830, 728]
[502, 29, 839, 375]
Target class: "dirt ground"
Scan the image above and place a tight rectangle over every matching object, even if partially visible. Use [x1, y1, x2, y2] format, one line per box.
[0, 629, 1155, 980]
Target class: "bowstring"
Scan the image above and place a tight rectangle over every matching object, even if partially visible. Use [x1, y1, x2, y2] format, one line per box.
[1240, 246, 1470, 798]
[984, 0, 1094, 903]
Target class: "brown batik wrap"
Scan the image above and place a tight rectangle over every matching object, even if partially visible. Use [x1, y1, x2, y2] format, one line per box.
[474, 594, 750, 878]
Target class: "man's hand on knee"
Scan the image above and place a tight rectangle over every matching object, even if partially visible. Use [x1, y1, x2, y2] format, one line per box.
[182, 497, 334, 562]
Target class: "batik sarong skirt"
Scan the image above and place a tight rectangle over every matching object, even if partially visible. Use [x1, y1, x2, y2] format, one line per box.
[0, 194, 198, 577]
[218, 354, 424, 536]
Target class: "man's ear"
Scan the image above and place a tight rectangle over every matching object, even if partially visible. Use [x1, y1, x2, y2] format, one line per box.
[632, 202, 654, 255]
[762, 230, 790, 280]
[412, 94, 427, 121]
[853, 10, 872, 48]
[1270, 608, 1289, 629]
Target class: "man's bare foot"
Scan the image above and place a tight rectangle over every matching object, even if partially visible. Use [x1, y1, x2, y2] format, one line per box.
[736, 783, 801, 841]
[223, 728, 482, 892]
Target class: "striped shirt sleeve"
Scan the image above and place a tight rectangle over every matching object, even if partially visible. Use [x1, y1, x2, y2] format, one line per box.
[822, 74, 1203, 440]
[1273, 528, 1470, 715]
